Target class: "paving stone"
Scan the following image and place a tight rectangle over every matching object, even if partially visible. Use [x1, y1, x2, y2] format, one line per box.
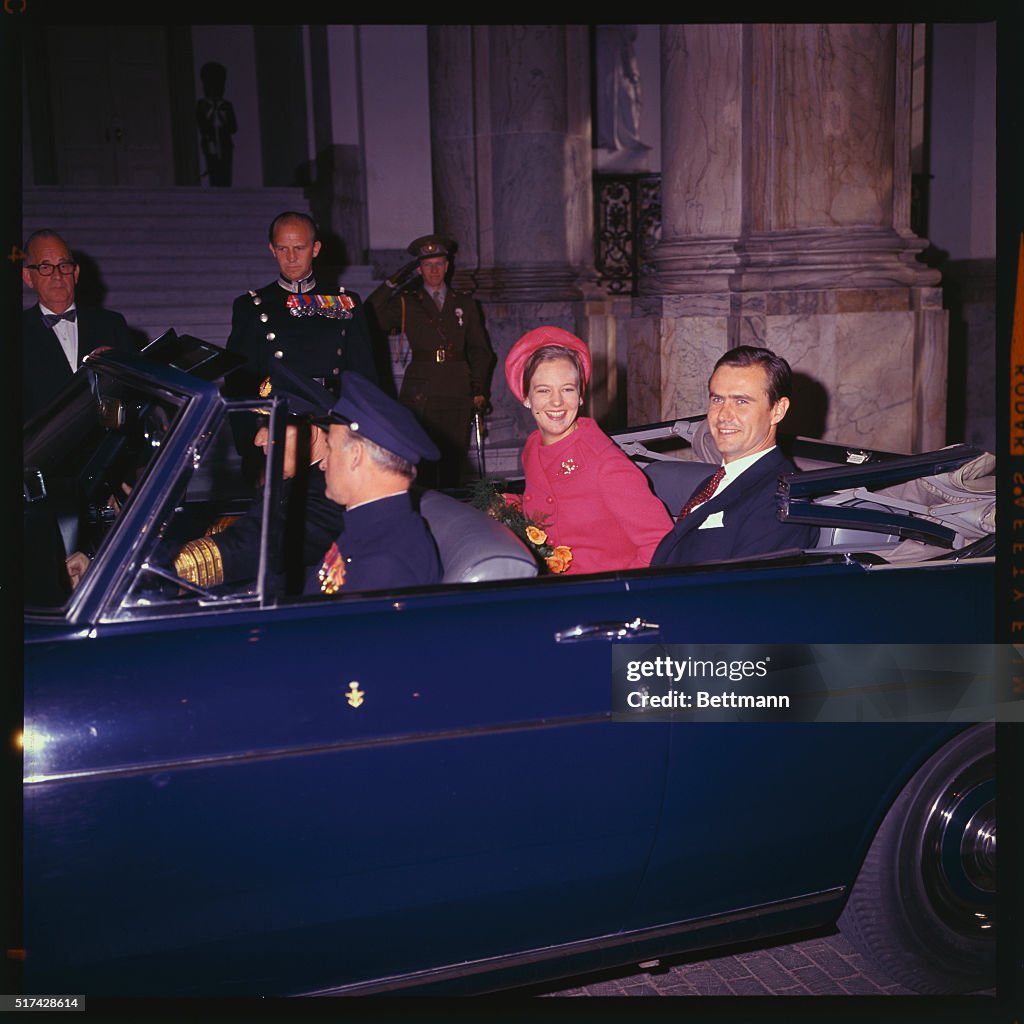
[537, 930, 925, 997]
[620, 979, 662, 996]
[727, 952, 804, 990]
[765, 945, 815, 969]
[801, 943, 859, 978]
[788, 964, 847, 995]
[682, 966, 733, 996]
[725, 976, 773, 996]
[837, 974, 888, 995]
[698, 956, 752, 980]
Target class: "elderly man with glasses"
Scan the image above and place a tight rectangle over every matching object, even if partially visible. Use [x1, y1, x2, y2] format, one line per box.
[21, 229, 135, 423]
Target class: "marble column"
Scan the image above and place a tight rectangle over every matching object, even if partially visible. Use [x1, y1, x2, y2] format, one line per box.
[633, 24, 947, 454]
[428, 25, 602, 458]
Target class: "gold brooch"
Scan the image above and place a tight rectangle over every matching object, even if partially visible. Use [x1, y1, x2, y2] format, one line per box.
[346, 682, 365, 708]
[561, 458, 578, 475]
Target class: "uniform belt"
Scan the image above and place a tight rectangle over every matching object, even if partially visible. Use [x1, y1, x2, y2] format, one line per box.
[411, 348, 465, 364]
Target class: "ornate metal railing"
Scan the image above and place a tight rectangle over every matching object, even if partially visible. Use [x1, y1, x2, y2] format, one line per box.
[593, 172, 662, 295]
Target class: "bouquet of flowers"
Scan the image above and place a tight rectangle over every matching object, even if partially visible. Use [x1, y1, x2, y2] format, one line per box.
[470, 480, 573, 574]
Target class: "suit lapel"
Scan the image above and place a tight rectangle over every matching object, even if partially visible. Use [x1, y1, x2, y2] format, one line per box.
[76, 307, 96, 364]
[28, 305, 75, 379]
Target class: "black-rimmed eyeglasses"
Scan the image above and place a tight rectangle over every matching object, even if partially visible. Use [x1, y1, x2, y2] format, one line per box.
[26, 261, 77, 276]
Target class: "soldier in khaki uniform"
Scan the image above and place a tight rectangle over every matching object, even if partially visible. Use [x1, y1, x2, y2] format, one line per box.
[367, 234, 494, 488]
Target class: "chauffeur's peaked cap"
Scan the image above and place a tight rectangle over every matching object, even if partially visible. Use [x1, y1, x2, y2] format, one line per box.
[328, 372, 440, 465]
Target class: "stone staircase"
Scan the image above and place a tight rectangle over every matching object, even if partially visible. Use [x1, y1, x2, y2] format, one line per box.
[22, 186, 381, 347]
[22, 185, 522, 478]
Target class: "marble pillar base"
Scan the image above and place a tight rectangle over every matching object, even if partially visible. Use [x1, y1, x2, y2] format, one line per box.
[628, 285, 949, 454]
[644, 228, 942, 295]
[473, 264, 585, 302]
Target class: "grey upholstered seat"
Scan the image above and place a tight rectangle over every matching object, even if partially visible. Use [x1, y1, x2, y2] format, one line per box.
[418, 489, 538, 583]
[642, 459, 718, 517]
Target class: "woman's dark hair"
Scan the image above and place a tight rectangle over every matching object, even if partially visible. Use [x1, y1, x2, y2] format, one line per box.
[522, 345, 587, 397]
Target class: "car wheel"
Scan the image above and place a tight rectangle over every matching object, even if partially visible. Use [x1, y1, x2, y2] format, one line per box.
[837, 723, 995, 994]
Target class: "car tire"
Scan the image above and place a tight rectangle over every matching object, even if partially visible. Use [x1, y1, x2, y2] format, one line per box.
[837, 723, 996, 994]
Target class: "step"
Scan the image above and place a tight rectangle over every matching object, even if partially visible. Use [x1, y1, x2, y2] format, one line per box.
[24, 186, 310, 208]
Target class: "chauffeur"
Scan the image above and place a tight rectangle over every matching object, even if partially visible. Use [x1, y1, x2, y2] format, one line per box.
[224, 212, 378, 478]
[367, 234, 494, 487]
[272, 370, 444, 595]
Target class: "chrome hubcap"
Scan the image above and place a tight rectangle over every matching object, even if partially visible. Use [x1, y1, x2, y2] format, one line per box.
[919, 755, 996, 935]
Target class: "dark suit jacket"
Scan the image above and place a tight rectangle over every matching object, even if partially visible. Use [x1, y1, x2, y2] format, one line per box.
[651, 447, 818, 565]
[23, 304, 134, 422]
[304, 491, 442, 595]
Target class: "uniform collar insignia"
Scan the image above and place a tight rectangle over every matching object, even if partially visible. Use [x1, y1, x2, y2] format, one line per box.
[278, 273, 317, 294]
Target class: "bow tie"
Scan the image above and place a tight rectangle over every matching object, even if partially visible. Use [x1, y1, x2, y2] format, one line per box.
[42, 309, 77, 328]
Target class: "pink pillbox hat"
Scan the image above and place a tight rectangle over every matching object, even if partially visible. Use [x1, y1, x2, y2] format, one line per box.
[504, 326, 592, 402]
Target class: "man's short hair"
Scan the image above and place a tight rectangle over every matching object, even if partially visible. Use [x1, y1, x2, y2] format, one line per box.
[267, 212, 319, 244]
[24, 229, 72, 256]
[345, 429, 416, 481]
[712, 346, 792, 406]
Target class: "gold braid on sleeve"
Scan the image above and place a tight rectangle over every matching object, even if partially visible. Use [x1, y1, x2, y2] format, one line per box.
[173, 537, 225, 587]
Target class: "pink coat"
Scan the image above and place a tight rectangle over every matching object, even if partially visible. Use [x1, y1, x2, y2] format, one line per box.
[522, 418, 673, 574]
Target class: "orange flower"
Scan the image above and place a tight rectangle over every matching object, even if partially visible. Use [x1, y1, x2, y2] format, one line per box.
[545, 545, 573, 574]
[525, 524, 548, 546]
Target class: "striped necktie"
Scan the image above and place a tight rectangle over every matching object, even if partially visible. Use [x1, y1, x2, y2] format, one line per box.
[432, 290, 444, 310]
[676, 466, 725, 520]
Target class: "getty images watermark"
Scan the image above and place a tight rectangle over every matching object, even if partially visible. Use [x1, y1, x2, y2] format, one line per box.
[611, 644, 1024, 723]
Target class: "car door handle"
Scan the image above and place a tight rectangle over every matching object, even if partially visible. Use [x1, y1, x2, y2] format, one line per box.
[554, 618, 661, 643]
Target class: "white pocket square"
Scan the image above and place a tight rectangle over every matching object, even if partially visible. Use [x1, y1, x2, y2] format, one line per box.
[698, 511, 725, 530]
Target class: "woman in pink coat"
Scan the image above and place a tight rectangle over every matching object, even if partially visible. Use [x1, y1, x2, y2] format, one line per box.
[505, 326, 672, 575]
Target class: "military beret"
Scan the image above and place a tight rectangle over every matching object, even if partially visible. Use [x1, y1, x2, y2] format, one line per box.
[328, 372, 440, 465]
[407, 234, 455, 262]
[504, 326, 593, 402]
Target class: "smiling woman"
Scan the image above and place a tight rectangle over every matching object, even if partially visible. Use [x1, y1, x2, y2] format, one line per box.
[505, 326, 673, 575]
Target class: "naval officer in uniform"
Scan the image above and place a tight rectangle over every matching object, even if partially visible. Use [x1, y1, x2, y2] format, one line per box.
[268, 370, 444, 595]
[224, 211, 378, 478]
[367, 234, 494, 487]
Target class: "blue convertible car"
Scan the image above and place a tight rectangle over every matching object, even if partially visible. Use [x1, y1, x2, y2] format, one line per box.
[21, 340, 997, 997]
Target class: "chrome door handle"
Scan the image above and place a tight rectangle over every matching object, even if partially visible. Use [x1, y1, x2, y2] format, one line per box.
[554, 618, 661, 643]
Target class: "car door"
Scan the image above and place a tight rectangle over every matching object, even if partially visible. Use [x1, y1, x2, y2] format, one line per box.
[24, 570, 676, 996]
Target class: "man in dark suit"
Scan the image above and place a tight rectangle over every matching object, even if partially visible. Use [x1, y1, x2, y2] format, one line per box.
[22, 229, 135, 422]
[651, 346, 818, 566]
[367, 234, 495, 487]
